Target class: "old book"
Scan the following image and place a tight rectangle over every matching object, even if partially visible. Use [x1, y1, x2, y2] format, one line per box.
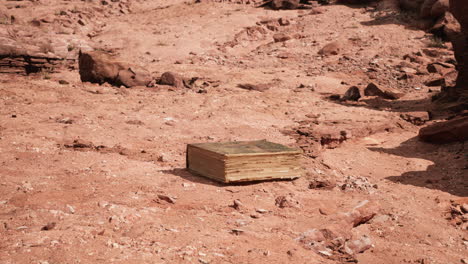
[186, 140, 302, 183]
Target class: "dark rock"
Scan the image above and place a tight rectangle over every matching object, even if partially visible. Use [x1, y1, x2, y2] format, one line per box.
[418, 115, 468, 143]
[238, 83, 270, 92]
[78, 51, 151, 88]
[424, 77, 446, 87]
[420, 0, 438, 18]
[78, 51, 124, 85]
[364, 83, 401, 100]
[461, 203, 468, 213]
[342, 86, 361, 101]
[275, 195, 300, 208]
[41, 222, 56, 231]
[156, 194, 176, 204]
[159, 72, 186, 88]
[273, 33, 292, 42]
[265, 0, 300, 10]
[448, 0, 468, 104]
[278, 17, 290, 26]
[308, 177, 336, 190]
[318, 41, 341, 56]
[231, 199, 243, 210]
[431, 0, 449, 18]
[431, 12, 461, 42]
[400, 111, 431, 125]
[427, 62, 454, 74]
[400, 0, 425, 12]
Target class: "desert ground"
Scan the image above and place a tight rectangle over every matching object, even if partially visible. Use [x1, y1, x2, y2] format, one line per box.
[0, 0, 467, 263]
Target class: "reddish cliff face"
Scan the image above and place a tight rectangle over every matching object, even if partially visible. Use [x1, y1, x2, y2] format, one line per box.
[449, 0, 468, 102]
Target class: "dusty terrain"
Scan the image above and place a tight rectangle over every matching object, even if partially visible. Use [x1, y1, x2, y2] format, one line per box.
[0, 0, 467, 263]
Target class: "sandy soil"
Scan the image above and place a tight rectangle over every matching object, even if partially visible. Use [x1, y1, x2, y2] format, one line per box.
[0, 0, 467, 263]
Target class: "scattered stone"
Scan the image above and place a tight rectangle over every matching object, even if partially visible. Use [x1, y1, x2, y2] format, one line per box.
[427, 62, 453, 74]
[342, 86, 361, 101]
[231, 199, 243, 210]
[157, 194, 177, 204]
[461, 204, 468, 214]
[278, 17, 290, 26]
[97, 201, 109, 208]
[237, 83, 270, 92]
[424, 77, 446, 87]
[364, 83, 401, 100]
[66, 204, 75, 214]
[400, 111, 431, 126]
[296, 228, 357, 262]
[64, 139, 95, 149]
[41, 222, 56, 231]
[422, 48, 446, 58]
[231, 229, 245, 235]
[159, 72, 186, 88]
[318, 41, 341, 56]
[57, 117, 73, 124]
[350, 209, 376, 227]
[199, 258, 210, 264]
[399, 67, 418, 75]
[341, 176, 377, 194]
[256, 208, 269, 214]
[418, 116, 468, 143]
[344, 236, 372, 255]
[275, 195, 300, 208]
[341, 200, 379, 228]
[308, 177, 336, 190]
[273, 33, 292, 42]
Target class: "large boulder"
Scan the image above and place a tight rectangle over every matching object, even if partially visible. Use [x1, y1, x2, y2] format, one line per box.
[450, 0, 468, 90]
[78, 51, 124, 84]
[399, 0, 425, 12]
[430, 12, 461, 42]
[364, 83, 402, 100]
[435, 0, 468, 106]
[78, 51, 152, 87]
[430, 0, 449, 17]
[400, 0, 448, 20]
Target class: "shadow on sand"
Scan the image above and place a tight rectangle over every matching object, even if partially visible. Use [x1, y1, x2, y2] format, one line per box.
[161, 168, 299, 187]
[368, 136, 467, 197]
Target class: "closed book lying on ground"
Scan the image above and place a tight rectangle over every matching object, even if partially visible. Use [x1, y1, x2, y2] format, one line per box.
[186, 140, 302, 183]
